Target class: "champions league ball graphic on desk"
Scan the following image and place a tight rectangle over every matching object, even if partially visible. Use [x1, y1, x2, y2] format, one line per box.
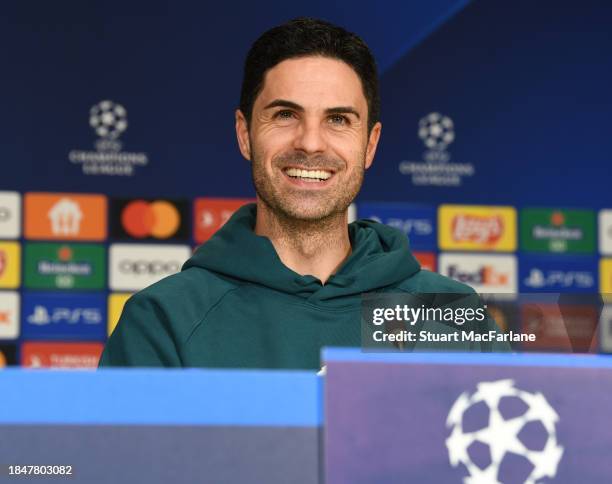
[446, 379, 564, 484]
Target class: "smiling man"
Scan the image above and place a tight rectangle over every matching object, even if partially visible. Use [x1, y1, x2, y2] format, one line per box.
[99, 18, 506, 369]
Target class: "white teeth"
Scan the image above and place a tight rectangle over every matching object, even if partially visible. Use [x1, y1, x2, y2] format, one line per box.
[285, 168, 332, 180]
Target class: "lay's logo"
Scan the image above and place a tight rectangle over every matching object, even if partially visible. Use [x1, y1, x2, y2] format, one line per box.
[439, 205, 516, 251]
[451, 214, 503, 244]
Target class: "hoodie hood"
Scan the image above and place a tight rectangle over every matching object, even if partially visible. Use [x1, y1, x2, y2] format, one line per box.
[182, 203, 420, 301]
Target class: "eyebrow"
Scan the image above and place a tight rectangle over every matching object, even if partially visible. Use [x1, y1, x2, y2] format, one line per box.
[263, 99, 361, 119]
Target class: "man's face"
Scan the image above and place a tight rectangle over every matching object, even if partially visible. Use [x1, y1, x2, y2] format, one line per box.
[236, 56, 381, 221]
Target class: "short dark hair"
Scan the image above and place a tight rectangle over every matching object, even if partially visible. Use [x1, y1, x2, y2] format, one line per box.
[239, 17, 380, 134]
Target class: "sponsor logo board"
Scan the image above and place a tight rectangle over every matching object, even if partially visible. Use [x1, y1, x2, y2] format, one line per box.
[110, 198, 190, 241]
[21, 292, 106, 340]
[520, 208, 595, 253]
[413, 251, 436, 272]
[438, 205, 516, 252]
[24, 193, 107, 241]
[21, 341, 104, 368]
[438, 253, 517, 293]
[0, 242, 21, 289]
[600, 259, 612, 296]
[599, 210, 612, 255]
[520, 255, 597, 293]
[194, 198, 254, 243]
[0, 291, 20, 339]
[109, 244, 191, 291]
[108, 293, 132, 336]
[520, 302, 598, 352]
[600, 305, 612, 353]
[357, 203, 436, 250]
[0, 343, 17, 366]
[24, 243, 106, 290]
[0, 191, 21, 239]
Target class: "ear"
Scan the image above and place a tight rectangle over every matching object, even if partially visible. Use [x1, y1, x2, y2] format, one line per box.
[235, 109, 251, 161]
[364, 121, 382, 170]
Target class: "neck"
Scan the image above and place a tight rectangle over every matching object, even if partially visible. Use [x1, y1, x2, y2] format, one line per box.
[254, 200, 352, 284]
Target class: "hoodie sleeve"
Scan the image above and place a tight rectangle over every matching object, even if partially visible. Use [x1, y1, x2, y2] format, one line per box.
[98, 293, 182, 368]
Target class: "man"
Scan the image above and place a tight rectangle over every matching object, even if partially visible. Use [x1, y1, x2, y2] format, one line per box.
[99, 17, 507, 369]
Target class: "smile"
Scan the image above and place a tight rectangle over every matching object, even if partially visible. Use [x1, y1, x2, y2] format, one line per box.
[283, 167, 333, 182]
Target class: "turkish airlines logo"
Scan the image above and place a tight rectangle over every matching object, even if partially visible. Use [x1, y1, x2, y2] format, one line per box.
[452, 215, 503, 244]
[194, 198, 254, 243]
[21, 342, 104, 368]
[109, 244, 191, 291]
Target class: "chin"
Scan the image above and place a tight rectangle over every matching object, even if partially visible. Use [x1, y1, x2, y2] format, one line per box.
[281, 202, 344, 222]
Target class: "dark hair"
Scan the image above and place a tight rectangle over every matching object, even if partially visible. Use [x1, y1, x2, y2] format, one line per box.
[240, 17, 380, 134]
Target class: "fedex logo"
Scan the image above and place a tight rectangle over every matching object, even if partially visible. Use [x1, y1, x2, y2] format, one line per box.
[439, 253, 517, 293]
[446, 264, 508, 286]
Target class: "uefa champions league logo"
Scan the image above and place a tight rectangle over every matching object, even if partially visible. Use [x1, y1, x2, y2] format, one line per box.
[68, 99, 148, 176]
[419, 112, 455, 154]
[446, 379, 563, 484]
[398, 111, 474, 186]
[89, 100, 128, 144]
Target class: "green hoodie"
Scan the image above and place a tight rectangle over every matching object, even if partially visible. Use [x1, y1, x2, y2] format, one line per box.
[99, 203, 508, 370]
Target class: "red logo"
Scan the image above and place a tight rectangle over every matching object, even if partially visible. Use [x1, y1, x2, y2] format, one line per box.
[451, 215, 503, 245]
[21, 342, 104, 368]
[0, 311, 10, 325]
[413, 252, 436, 272]
[194, 198, 255, 243]
[0, 250, 5, 276]
[121, 200, 181, 238]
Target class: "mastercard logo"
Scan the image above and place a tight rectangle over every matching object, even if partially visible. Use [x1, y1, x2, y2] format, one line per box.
[121, 200, 181, 239]
[0, 350, 6, 367]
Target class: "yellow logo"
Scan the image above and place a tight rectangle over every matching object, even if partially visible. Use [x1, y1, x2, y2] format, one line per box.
[600, 259, 612, 298]
[108, 293, 132, 336]
[439, 205, 517, 251]
[0, 242, 21, 288]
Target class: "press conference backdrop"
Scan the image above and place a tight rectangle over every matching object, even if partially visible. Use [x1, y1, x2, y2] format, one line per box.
[1, 1, 611, 367]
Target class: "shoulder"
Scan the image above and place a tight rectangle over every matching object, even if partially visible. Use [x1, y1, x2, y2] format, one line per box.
[124, 267, 239, 340]
[398, 268, 477, 294]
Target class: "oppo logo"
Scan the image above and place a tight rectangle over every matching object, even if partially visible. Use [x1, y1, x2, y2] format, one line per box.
[118, 259, 181, 275]
[0, 207, 10, 222]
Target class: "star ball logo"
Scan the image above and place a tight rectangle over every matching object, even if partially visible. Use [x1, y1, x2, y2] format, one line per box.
[399, 112, 475, 187]
[446, 379, 563, 483]
[111, 199, 190, 241]
[68, 100, 149, 176]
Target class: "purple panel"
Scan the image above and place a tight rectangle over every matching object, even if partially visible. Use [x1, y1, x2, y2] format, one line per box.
[325, 360, 612, 483]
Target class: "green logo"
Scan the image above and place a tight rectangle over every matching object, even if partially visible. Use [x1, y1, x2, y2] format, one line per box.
[520, 209, 595, 253]
[24, 243, 106, 289]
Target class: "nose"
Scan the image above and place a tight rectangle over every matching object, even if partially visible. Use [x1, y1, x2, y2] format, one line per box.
[292, 118, 328, 154]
